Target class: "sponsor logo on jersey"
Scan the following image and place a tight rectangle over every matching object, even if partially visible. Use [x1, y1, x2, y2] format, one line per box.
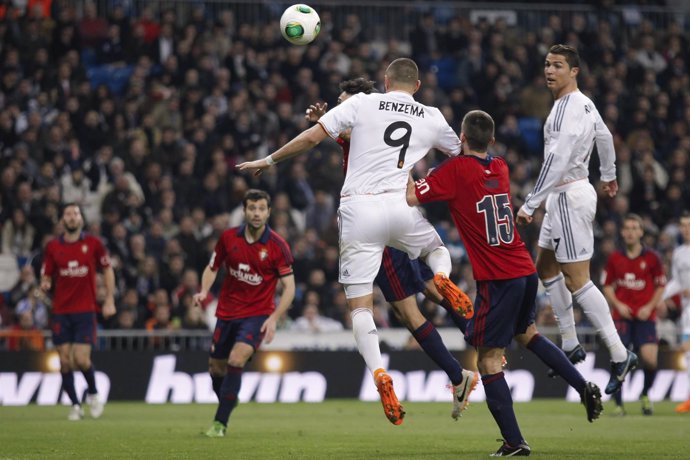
[59, 260, 89, 277]
[620, 272, 646, 290]
[229, 263, 263, 285]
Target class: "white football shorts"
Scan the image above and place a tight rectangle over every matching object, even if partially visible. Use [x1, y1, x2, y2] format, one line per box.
[538, 180, 597, 263]
[337, 192, 443, 291]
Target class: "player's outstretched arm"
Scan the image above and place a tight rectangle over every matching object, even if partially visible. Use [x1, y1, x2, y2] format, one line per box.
[237, 124, 329, 175]
[262, 273, 296, 344]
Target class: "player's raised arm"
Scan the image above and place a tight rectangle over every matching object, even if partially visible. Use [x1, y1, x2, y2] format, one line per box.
[236, 123, 329, 175]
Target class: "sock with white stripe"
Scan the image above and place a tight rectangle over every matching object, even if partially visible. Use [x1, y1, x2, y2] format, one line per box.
[573, 281, 628, 363]
[424, 246, 452, 277]
[543, 274, 579, 352]
[351, 308, 384, 374]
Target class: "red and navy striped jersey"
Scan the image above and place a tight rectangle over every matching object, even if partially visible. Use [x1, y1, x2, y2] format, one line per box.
[41, 233, 111, 314]
[603, 248, 666, 321]
[210, 225, 293, 320]
[414, 154, 535, 281]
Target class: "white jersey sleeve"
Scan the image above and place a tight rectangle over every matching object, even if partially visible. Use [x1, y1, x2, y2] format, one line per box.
[318, 92, 364, 139]
[433, 113, 462, 156]
[595, 112, 616, 182]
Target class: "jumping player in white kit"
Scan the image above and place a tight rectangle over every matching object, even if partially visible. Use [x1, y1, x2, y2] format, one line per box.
[237, 58, 472, 426]
[664, 212, 690, 413]
[515, 44, 638, 395]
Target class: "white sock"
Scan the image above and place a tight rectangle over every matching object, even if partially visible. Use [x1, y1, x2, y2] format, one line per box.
[573, 281, 628, 362]
[543, 274, 579, 351]
[351, 308, 384, 374]
[685, 352, 690, 382]
[424, 246, 452, 277]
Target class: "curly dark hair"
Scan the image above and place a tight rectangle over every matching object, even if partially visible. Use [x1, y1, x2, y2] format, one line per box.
[339, 77, 376, 95]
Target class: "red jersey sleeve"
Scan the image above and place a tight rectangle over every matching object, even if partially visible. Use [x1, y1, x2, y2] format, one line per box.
[94, 238, 111, 269]
[650, 251, 667, 288]
[414, 159, 458, 203]
[271, 233, 294, 277]
[210, 235, 227, 271]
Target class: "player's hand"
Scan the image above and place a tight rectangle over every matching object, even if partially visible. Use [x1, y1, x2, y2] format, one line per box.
[602, 179, 618, 198]
[615, 302, 633, 319]
[193, 291, 207, 307]
[236, 158, 271, 176]
[515, 207, 533, 225]
[40, 278, 51, 292]
[636, 303, 653, 321]
[261, 315, 278, 344]
[102, 297, 116, 319]
[305, 102, 327, 122]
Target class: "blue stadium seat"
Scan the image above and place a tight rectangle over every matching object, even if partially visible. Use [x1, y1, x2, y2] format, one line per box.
[517, 116, 543, 156]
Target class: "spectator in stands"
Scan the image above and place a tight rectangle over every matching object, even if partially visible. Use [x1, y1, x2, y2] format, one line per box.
[1, 208, 35, 258]
[292, 302, 344, 333]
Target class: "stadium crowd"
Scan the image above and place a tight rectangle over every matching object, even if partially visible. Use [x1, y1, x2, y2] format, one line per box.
[0, 1, 688, 349]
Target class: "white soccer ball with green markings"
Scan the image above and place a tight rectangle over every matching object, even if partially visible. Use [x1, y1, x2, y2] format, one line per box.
[280, 4, 321, 45]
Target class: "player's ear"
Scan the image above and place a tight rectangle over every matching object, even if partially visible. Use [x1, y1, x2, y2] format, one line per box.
[413, 80, 421, 94]
[570, 66, 579, 78]
[489, 137, 496, 146]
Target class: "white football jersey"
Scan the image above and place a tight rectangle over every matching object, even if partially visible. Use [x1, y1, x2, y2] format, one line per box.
[664, 244, 690, 334]
[318, 91, 460, 197]
[523, 90, 616, 214]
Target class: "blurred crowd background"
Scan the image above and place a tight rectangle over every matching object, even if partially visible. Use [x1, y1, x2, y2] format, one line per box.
[0, 0, 688, 350]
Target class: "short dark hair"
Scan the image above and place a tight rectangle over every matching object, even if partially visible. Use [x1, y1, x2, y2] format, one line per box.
[243, 189, 271, 208]
[60, 202, 82, 217]
[339, 78, 376, 95]
[461, 110, 495, 153]
[385, 58, 419, 86]
[681, 210, 690, 221]
[548, 44, 580, 69]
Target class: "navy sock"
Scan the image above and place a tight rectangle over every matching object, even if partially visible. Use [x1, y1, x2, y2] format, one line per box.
[212, 375, 224, 400]
[61, 372, 80, 405]
[614, 389, 623, 407]
[412, 321, 463, 385]
[81, 365, 98, 395]
[483, 372, 523, 446]
[214, 365, 243, 425]
[440, 299, 468, 333]
[642, 368, 656, 397]
[527, 334, 585, 394]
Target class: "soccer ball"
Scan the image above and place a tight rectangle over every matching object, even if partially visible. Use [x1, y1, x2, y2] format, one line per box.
[280, 4, 321, 45]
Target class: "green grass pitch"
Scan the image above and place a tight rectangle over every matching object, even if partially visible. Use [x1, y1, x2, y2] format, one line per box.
[1, 400, 686, 459]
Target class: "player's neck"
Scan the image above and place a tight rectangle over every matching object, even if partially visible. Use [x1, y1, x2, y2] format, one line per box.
[552, 84, 578, 100]
[466, 150, 488, 160]
[63, 230, 81, 243]
[244, 225, 265, 243]
[625, 243, 642, 258]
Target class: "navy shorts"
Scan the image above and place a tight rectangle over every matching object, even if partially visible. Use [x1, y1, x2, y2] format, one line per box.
[375, 247, 433, 302]
[51, 312, 97, 346]
[465, 272, 538, 348]
[614, 319, 657, 349]
[210, 315, 268, 360]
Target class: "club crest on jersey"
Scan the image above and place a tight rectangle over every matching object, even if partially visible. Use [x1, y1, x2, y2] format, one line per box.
[640, 261, 646, 270]
[259, 249, 268, 261]
[82, 244, 88, 253]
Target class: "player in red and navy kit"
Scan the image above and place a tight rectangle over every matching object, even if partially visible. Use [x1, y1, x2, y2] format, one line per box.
[407, 110, 602, 456]
[40, 203, 115, 421]
[603, 214, 666, 415]
[194, 189, 295, 437]
[305, 78, 477, 419]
